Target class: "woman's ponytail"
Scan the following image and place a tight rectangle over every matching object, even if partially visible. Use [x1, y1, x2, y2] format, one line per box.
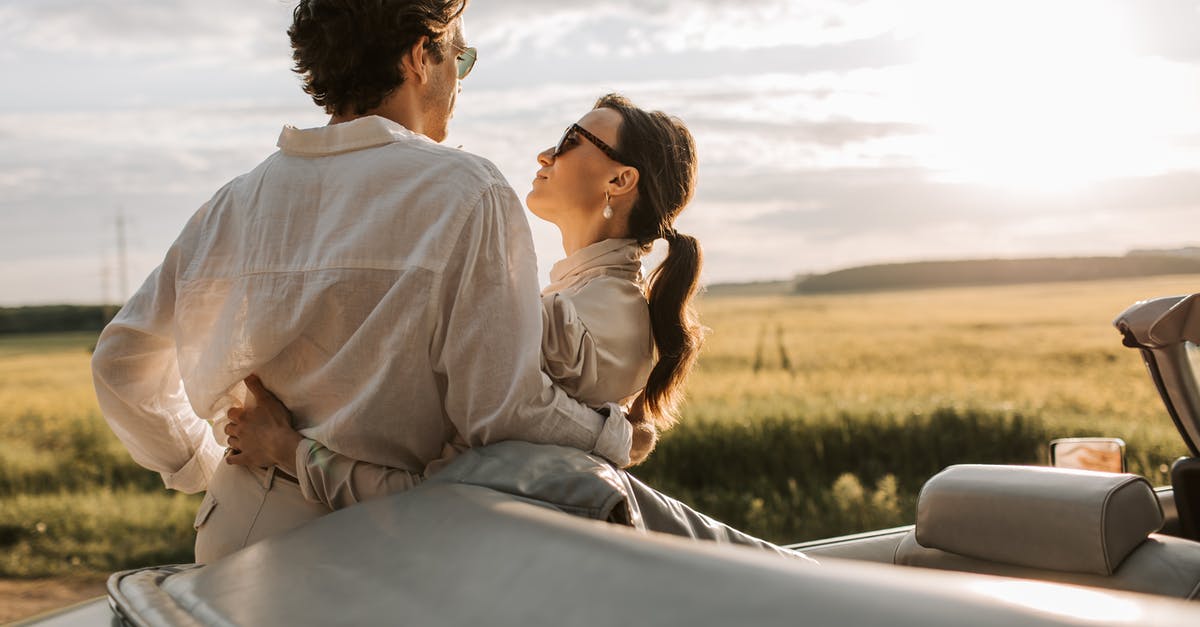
[632, 232, 703, 433]
[594, 93, 703, 465]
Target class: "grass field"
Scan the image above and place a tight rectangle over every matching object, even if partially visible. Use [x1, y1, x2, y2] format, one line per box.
[1, 275, 1196, 577]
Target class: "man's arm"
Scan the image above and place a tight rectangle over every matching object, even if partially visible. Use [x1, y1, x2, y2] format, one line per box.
[225, 375, 423, 509]
[431, 182, 632, 466]
[91, 213, 223, 494]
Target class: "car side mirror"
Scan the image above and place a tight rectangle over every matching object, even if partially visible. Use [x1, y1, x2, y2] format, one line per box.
[1049, 437, 1126, 473]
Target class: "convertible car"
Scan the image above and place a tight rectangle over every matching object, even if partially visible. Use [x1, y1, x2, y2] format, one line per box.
[18, 294, 1200, 626]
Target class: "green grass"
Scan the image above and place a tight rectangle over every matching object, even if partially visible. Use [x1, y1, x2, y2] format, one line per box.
[634, 408, 1047, 540]
[1, 274, 1197, 574]
[0, 490, 199, 577]
[0, 333, 185, 576]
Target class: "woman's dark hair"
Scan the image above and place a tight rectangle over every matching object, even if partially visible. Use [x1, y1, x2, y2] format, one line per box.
[594, 94, 704, 463]
[289, 0, 469, 116]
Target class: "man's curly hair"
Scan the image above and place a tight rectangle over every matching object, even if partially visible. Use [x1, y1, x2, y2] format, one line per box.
[289, 0, 469, 116]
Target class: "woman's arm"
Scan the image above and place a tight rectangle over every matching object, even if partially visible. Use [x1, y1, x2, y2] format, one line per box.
[542, 291, 658, 465]
[226, 376, 422, 510]
[539, 292, 602, 396]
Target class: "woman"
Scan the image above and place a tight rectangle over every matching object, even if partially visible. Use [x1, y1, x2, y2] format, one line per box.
[521, 92, 703, 464]
[225, 93, 704, 511]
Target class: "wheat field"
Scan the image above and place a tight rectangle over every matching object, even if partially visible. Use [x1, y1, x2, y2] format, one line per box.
[634, 275, 1198, 540]
[1, 275, 1196, 575]
[691, 277, 1188, 437]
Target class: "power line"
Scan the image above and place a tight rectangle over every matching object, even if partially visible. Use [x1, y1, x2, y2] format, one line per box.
[116, 209, 129, 304]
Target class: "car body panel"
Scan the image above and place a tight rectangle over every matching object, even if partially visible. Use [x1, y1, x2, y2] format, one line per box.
[788, 525, 912, 563]
[9, 597, 116, 627]
[100, 482, 1200, 626]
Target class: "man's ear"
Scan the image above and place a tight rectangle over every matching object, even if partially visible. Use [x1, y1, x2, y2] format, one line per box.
[609, 167, 639, 197]
[400, 36, 432, 85]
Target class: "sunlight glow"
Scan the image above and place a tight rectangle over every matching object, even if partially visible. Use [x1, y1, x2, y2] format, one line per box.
[908, 0, 1163, 192]
[969, 580, 1144, 623]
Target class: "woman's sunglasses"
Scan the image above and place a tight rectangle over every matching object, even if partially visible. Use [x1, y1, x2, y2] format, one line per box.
[554, 123, 627, 165]
[451, 44, 477, 80]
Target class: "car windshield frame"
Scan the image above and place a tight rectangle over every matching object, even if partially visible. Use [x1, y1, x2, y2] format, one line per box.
[1114, 294, 1200, 457]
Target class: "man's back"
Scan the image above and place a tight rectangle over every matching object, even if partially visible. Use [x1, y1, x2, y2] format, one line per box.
[175, 116, 509, 471]
[94, 115, 625, 494]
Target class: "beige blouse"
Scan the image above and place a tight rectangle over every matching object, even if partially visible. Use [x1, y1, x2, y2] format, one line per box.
[540, 238, 655, 408]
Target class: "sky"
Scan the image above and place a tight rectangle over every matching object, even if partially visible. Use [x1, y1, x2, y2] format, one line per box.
[2, 0, 1199, 305]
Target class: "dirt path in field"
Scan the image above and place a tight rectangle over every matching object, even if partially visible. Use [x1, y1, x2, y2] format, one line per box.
[0, 577, 107, 624]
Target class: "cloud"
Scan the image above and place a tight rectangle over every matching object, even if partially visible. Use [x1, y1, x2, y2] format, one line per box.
[448, 69, 932, 186]
[734, 169, 1200, 231]
[0, 103, 327, 289]
[689, 168, 1200, 279]
[0, 251, 166, 306]
[0, 0, 292, 69]
[468, 0, 901, 55]
[692, 118, 924, 149]
[1, 0, 897, 71]
[0, 105, 325, 202]
[1123, 0, 1200, 61]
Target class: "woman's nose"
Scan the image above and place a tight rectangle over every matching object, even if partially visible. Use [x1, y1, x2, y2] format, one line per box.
[536, 147, 555, 167]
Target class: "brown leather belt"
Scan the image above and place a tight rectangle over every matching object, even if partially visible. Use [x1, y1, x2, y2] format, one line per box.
[274, 467, 299, 484]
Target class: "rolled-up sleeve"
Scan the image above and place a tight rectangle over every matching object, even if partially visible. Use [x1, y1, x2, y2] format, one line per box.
[91, 213, 222, 494]
[295, 438, 422, 510]
[540, 292, 602, 398]
[430, 183, 632, 466]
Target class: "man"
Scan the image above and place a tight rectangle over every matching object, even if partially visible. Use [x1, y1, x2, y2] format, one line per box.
[91, 0, 631, 562]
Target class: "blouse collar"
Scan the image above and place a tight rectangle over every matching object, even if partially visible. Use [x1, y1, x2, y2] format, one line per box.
[546, 238, 643, 292]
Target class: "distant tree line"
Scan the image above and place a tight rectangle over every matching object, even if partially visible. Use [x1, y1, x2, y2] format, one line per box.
[0, 305, 118, 335]
[795, 256, 1200, 294]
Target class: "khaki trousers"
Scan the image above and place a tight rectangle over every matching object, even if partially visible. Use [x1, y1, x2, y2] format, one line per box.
[194, 461, 331, 564]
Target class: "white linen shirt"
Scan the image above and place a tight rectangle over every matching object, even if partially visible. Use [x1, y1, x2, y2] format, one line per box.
[299, 238, 658, 509]
[91, 116, 631, 495]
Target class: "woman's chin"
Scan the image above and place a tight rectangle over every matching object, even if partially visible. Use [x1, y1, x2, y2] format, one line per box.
[525, 195, 550, 221]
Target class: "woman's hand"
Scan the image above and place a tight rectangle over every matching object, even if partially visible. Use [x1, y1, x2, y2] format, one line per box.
[625, 404, 658, 467]
[225, 375, 303, 475]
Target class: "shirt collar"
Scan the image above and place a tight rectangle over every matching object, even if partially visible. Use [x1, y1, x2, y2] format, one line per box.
[276, 115, 430, 157]
[548, 238, 643, 285]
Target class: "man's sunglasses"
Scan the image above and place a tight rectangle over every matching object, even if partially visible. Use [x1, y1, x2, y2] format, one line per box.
[451, 44, 477, 80]
[554, 123, 627, 164]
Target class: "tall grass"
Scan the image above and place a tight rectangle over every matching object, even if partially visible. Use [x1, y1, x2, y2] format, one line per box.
[0, 490, 198, 577]
[0, 333, 184, 576]
[1, 274, 1196, 575]
[634, 408, 1049, 541]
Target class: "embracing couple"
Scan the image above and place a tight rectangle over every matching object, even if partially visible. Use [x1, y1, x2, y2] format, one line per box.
[93, 0, 796, 564]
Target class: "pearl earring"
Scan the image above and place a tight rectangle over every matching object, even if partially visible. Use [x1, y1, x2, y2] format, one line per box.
[603, 192, 614, 220]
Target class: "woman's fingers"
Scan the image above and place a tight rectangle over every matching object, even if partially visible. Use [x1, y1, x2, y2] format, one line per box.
[244, 374, 295, 429]
[244, 374, 281, 407]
